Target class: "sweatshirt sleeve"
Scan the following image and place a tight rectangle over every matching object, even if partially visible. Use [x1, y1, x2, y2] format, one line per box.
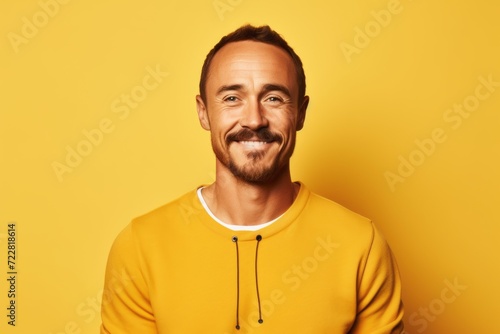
[100, 222, 157, 333]
[349, 223, 405, 334]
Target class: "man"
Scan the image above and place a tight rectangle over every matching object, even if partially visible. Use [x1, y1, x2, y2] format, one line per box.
[100, 25, 404, 333]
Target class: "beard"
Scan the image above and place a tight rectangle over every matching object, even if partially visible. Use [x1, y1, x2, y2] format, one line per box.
[227, 150, 281, 183]
[212, 128, 291, 184]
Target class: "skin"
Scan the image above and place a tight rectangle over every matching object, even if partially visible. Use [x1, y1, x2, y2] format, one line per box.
[196, 40, 309, 226]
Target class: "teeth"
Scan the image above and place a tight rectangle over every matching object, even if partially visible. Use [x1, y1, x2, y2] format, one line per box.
[240, 141, 267, 145]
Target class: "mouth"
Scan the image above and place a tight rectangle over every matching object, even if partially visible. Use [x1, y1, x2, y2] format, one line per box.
[227, 129, 282, 147]
[237, 140, 271, 148]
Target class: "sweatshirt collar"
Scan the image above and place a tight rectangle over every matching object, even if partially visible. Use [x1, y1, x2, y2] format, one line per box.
[195, 182, 310, 241]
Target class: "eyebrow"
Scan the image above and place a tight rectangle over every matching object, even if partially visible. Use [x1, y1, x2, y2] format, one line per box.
[215, 83, 291, 98]
[216, 84, 244, 96]
[261, 84, 291, 98]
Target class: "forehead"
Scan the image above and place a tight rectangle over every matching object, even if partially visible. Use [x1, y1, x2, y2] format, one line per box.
[207, 40, 297, 92]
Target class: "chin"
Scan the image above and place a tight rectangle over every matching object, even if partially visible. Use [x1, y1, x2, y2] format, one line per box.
[228, 159, 285, 184]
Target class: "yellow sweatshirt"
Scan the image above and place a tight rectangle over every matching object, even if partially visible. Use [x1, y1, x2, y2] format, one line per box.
[100, 183, 404, 333]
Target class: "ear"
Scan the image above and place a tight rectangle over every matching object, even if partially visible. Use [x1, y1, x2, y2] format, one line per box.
[296, 95, 309, 131]
[196, 95, 211, 131]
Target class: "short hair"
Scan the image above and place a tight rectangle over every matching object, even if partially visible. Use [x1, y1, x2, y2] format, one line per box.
[199, 24, 306, 104]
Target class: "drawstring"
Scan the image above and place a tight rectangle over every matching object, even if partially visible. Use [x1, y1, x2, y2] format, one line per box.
[255, 235, 263, 324]
[232, 236, 241, 330]
[232, 234, 264, 330]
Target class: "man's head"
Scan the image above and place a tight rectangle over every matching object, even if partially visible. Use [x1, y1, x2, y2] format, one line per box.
[199, 25, 307, 105]
[196, 25, 309, 184]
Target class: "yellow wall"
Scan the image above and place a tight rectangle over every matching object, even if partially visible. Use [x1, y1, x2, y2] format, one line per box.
[1, 0, 498, 333]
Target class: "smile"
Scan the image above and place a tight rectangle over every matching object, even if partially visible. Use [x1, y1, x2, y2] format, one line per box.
[239, 141, 268, 146]
[235, 140, 274, 151]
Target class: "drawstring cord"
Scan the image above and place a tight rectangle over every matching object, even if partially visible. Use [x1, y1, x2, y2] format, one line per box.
[232, 236, 241, 330]
[255, 235, 263, 324]
[232, 234, 264, 330]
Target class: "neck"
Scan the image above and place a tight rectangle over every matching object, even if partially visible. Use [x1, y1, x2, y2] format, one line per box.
[201, 163, 299, 226]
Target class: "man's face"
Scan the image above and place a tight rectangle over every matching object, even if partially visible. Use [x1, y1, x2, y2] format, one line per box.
[196, 41, 308, 183]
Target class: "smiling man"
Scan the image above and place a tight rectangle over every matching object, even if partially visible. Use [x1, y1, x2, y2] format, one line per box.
[101, 25, 404, 333]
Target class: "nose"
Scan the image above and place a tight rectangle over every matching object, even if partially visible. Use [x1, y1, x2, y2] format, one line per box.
[240, 99, 269, 130]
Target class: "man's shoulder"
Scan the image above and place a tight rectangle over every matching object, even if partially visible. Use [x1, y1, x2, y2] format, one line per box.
[130, 187, 202, 229]
[304, 186, 368, 217]
[301, 186, 373, 232]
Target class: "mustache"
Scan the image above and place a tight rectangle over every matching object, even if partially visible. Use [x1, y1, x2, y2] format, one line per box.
[226, 128, 283, 145]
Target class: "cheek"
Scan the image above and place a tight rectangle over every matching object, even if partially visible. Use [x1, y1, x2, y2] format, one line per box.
[213, 116, 244, 139]
[210, 123, 231, 146]
[273, 117, 298, 139]
[281, 126, 299, 149]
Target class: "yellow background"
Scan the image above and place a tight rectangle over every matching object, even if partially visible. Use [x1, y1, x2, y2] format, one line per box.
[1, 0, 499, 333]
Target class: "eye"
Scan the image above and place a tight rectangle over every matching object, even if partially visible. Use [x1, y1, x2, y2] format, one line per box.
[265, 96, 283, 103]
[224, 96, 239, 102]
